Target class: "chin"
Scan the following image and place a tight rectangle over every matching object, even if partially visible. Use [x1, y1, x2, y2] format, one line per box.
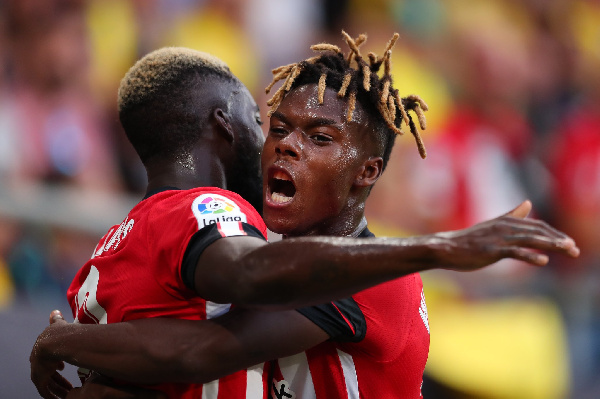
[263, 210, 297, 236]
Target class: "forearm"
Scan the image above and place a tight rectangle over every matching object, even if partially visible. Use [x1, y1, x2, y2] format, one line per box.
[227, 234, 444, 309]
[209, 212, 578, 309]
[36, 310, 327, 386]
[36, 319, 216, 385]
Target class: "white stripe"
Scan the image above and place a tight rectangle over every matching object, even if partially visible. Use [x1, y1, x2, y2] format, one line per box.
[419, 290, 430, 334]
[278, 353, 316, 399]
[203, 302, 230, 399]
[337, 349, 359, 399]
[218, 221, 246, 237]
[246, 364, 264, 398]
[205, 301, 231, 319]
[201, 379, 219, 399]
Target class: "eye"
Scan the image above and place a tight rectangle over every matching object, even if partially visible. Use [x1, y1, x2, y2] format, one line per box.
[268, 126, 288, 137]
[255, 112, 263, 126]
[310, 133, 332, 144]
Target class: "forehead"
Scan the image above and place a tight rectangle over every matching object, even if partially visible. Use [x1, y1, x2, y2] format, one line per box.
[278, 84, 370, 126]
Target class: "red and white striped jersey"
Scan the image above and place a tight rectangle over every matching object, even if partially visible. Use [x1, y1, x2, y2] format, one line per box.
[268, 229, 431, 399]
[67, 187, 269, 399]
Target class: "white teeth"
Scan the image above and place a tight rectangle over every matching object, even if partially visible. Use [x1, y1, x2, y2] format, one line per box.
[273, 170, 291, 181]
[271, 192, 293, 204]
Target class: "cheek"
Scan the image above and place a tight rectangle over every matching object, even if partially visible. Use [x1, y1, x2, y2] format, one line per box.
[318, 146, 362, 186]
[339, 145, 361, 170]
[306, 153, 355, 203]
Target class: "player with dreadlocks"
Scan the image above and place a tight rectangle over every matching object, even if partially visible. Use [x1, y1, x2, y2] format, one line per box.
[259, 30, 433, 398]
[31, 34, 579, 399]
[266, 31, 427, 159]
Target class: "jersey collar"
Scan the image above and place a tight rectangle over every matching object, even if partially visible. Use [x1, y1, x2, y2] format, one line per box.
[143, 186, 182, 200]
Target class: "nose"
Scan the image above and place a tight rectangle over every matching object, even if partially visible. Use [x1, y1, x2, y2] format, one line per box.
[275, 130, 302, 158]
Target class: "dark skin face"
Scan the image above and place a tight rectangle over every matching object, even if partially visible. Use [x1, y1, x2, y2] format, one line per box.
[262, 84, 384, 237]
[223, 83, 265, 214]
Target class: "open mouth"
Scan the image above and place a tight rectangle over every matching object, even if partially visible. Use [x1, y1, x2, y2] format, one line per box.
[269, 170, 296, 204]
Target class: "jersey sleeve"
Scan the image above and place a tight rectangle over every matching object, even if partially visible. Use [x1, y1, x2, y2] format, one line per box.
[178, 189, 268, 291]
[180, 222, 267, 291]
[339, 275, 429, 361]
[147, 189, 267, 297]
[297, 298, 367, 343]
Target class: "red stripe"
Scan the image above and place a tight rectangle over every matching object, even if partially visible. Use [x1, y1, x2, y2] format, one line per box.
[217, 370, 247, 399]
[332, 302, 355, 335]
[306, 344, 349, 398]
[216, 222, 226, 237]
[216, 221, 247, 237]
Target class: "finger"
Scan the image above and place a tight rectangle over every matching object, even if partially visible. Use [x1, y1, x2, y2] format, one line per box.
[504, 200, 532, 219]
[31, 368, 55, 399]
[48, 379, 71, 399]
[506, 234, 579, 256]
[502, 213, 580, 256]
[51, 371, 73, 391]
[502, 219, 574, 241]
[50, 310, 66, 324]
[37, 384, 60, 399]
[499, 247, 549, 266]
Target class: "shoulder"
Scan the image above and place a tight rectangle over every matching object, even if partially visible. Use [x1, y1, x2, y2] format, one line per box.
[352, 274, 424, 342]
[144, 187, 266, 232]
[355, 273, 423, 315]
[342, 275, 429, 359]
[185, 188, 267, 236]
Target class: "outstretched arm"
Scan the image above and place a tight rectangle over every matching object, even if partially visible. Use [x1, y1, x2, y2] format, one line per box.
[196, 200, 579, 309]
[32, 308, 328, 397]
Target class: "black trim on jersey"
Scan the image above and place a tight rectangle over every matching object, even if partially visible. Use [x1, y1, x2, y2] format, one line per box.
[358, 226, 375, 238]
[296, 226, 373, 343]
[297, 298, 367, 343]
[181, 222, 267, 291]
[143, 186, 182, 200]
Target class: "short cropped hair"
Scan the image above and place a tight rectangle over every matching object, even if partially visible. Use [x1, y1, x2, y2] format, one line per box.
[118, 47, 239, 165]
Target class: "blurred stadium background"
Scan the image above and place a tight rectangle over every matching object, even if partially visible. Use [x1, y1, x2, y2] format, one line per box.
[0, 0, 599, 397]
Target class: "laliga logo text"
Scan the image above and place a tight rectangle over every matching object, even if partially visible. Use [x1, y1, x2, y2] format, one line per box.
[192, 194, 247, 229]
[199, 214, 244, 227]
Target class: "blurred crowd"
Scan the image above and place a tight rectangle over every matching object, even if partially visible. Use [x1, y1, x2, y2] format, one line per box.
[0, 0, 598, 397]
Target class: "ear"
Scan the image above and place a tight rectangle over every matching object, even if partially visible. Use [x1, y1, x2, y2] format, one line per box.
[212, 108, 234, 143]
[354, 156, 383, 188]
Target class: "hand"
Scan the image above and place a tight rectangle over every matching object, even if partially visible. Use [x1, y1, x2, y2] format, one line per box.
[31, 310, 73, 399]
[66, 373, 167, 399]
[435, 200, 580, 271]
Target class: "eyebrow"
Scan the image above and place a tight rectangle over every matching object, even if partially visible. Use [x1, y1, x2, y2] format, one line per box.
[270, 111, 343, 130]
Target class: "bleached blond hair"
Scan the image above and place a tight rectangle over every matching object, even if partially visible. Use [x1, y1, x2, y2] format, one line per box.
[118, 47, 235, 113]
[117, 47, 240, 164]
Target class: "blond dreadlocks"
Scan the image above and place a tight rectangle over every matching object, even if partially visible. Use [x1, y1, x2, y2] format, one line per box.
[265, 31, 428, 160]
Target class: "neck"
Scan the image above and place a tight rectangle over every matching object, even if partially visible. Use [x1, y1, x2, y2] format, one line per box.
[287, 202, 367, 238]
[145, 154, 227, 195]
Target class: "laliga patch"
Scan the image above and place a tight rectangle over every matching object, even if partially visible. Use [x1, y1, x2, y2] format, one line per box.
[192, 193, 247, 230]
